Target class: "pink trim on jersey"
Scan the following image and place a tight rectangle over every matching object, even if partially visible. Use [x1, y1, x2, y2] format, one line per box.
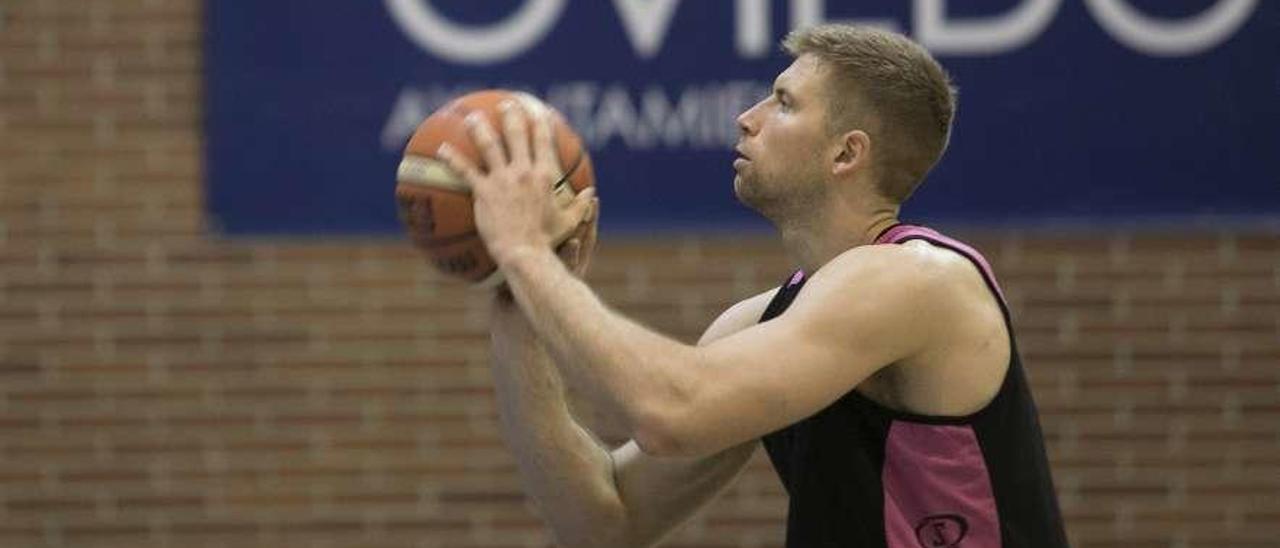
[883, 422, 1002, 548]
[874, 225, 1007, 307]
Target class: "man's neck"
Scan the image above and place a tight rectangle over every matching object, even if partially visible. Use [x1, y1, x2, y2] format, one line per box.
[778, 207, 901, 275]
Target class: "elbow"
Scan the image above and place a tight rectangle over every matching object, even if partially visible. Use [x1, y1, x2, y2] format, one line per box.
[632, 424, 682, 458]
[630, 401, 697, 458]
[629, 350, 708, 457]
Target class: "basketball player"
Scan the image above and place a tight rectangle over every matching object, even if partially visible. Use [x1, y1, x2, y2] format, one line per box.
[438, 24, 1069, 547]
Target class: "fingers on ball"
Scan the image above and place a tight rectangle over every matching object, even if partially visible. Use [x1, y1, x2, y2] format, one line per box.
[464, 112, 507, 170]
[532, 110, 555, 168]
[499, 100, 532, 166]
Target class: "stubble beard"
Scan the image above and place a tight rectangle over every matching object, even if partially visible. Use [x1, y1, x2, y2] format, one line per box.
[737, 176, 796, 230]
[734, 169, 773, 219]
[737, 164, 825, 229]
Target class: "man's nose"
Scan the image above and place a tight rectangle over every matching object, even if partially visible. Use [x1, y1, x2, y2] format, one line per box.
[736, 106, 757, 136]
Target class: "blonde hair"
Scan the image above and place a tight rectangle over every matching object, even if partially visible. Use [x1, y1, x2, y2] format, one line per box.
[783, 24, 956, 203]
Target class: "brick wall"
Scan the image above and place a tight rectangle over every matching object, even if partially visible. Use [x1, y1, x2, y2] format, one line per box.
[2, 1, 1278, 547]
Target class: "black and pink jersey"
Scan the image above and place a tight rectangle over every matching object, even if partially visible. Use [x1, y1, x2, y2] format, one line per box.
[759, 224, 1069, 548]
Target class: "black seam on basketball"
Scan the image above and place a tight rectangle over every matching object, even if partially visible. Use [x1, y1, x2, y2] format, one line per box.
[554, 150, 585, 191]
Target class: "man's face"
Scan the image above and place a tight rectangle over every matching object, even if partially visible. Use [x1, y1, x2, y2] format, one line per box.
[733, 55, 834, 217]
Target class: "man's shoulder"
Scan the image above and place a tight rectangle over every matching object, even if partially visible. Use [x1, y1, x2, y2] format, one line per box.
[786, 240, 998, 346]
[814, 240, 975, 295]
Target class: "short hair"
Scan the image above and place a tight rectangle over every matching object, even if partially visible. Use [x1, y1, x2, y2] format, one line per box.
[783, 25, 956, 204]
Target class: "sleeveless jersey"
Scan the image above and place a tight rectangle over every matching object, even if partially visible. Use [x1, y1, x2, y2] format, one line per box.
[759, 224, 1069, 548]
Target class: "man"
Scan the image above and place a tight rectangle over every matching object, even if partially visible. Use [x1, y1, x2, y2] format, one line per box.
[437, 24, 1069, 547]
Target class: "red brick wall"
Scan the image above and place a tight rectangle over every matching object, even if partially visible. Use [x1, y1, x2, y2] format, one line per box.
[3, 1, 1278, 546]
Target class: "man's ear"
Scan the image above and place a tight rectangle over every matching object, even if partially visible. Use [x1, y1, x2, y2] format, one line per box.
[832, 129, 871, 177]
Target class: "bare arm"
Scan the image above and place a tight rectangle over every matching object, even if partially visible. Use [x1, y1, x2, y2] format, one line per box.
[490, 284, 777, 548]
[488, 292, 624, 547]
[498, 244, 941, 457]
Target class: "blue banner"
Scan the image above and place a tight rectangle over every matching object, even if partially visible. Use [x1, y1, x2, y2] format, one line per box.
[206, 1, 1279, 234]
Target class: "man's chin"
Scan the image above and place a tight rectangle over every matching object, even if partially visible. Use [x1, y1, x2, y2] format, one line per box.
[732, 175, 751, 205]
[733, 176, 765, 213]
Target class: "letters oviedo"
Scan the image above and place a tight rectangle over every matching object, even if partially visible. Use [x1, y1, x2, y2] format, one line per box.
[378, 0, 1259, 153]
[385, 0, 1260, 63]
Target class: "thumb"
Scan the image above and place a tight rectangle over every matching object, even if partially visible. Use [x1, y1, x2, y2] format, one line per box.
[585, 196, 599, 224]
[551, 187, 596, 246]
[568, 187, 596, 223]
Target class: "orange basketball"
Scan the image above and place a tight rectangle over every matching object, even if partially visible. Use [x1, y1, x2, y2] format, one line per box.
[395, 90, 596, 285]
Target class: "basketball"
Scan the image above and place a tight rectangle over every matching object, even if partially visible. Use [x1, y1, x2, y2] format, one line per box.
[395, 90, 596, 285]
